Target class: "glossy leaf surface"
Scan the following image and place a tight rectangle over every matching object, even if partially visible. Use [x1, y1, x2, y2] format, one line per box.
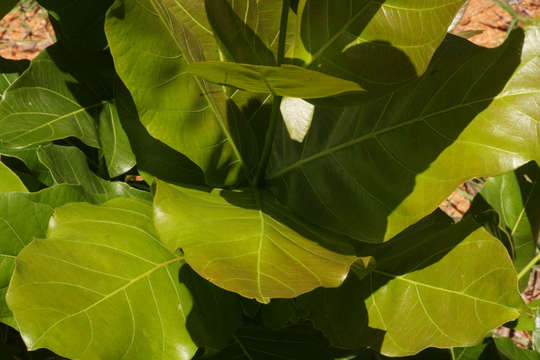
[299, 213, 522, 356]
[268, 25, 540, 243]
[153, 180, 358, 303]
[186, 62, 364, 98]
[7, 198, 197, 360]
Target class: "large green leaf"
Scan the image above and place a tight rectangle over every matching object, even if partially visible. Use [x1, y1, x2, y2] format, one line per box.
[0, 162, 27, 194]
[98, 102, 136, 178]
[0, 185, 89, 326]
[114, 81, 205, 186]
[153, 180, 358, 303]
[0, 48, 101, 149]
[292, 0, 467, 94]
[298, 213, 522, 356]
[268, 24, 540, 244]
[36, 144, 150, 202]
[480, 161, 540, 289]
[106, 0, 262, 186]
[7, 198, 197, 360]
[186, 62, 364, 99]
[494, 337, 540, 360]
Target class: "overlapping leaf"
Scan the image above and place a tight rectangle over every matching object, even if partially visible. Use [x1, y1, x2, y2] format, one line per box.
[292, 0, 467, 93]
[480, 161, 540, 289]
[0, 162, 27, 194]
[153, 180, 358, 303]
[7, 198, 197, 360]
[268, 24, 540, 243]
[0, 58, 29, 98]
[298, 213, 522, 356]
[0, 185, 88, 327]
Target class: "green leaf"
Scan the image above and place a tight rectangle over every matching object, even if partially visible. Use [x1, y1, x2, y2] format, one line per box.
[98, 102, 136, 178]
[0, 0, 17, 19]
[494, 337, 540, 360]
[0, 162, 27, 193]
[106, 0, 258, 186]
[0, 185, 89, 327]
[292, 0, 467, 94]
[268, 25, 540, 244]
[36, 144, 151, 202]
[204, 0, 292, 66]
[207, 324, 333, 360]
[480, 161, 540, 289]
[114, 81, 205, 186]
[0, 58, 29, 97]
[186, 62, 364, 99]
[153, 180, 358, 303]
[0, 48, 101, 149]
[7, 198, 198, 360]
[298, 213, 522, 356]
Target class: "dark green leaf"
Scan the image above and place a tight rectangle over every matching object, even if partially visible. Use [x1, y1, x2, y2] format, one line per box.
[0, 0, 17, 19]
[153, 180, 359, 303]
[0, 162, 27, 193]
[494, 337, 540, 360]
[7, 198, 198, 359]
[268, 25, 540, 244]
[0, 57, 29, 97]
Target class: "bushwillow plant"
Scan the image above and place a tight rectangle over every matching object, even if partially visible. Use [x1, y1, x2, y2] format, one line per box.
[0, 0, 538, 359]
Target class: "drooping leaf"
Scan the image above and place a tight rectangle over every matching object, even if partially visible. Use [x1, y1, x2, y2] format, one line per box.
[292, 0, 467, 94]
[268, 24, 540, 244]
[298, 212, 522, 356]
[0, 185, 89, 327]
[7, 198, 198, 360]
[186, 62, 364, 98]
[153, 180, 358, 303]
[207, 324, 333, 360]
[0, 58, 29, 97]
[0, 48, 102, 149]
[98, 102, 136, 178]
[0, 162, 27, 193]
[114, 81, 205, 186]
[36, 144, 151, 202]
[480, 161, 540, 289]
[106, 0, 260, 186]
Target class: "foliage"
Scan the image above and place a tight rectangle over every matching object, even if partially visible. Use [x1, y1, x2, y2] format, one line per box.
[0, 0, 538, 359]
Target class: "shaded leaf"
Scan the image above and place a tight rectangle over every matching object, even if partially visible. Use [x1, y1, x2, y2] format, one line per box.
[268, 25, 540, 244]
[292, 0, 467, 94]
[207, 324, 333, 360]
[0, 162, 27, 193]
[36, 144, 150, 202]
[0, 0, 17, 19]
[106, 0, 258, 186]
[153, 180, 358, 303]
[0, 58, 29, 97]
[7, 198, 198, 359]
[186, 62, 364, 98]
[494, 337, 540, 360]
[298, 213, 522, 356]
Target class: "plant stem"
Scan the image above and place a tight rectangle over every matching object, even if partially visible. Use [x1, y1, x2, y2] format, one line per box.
[253, 0, 289, 187]
[517, 251, 540, 280]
